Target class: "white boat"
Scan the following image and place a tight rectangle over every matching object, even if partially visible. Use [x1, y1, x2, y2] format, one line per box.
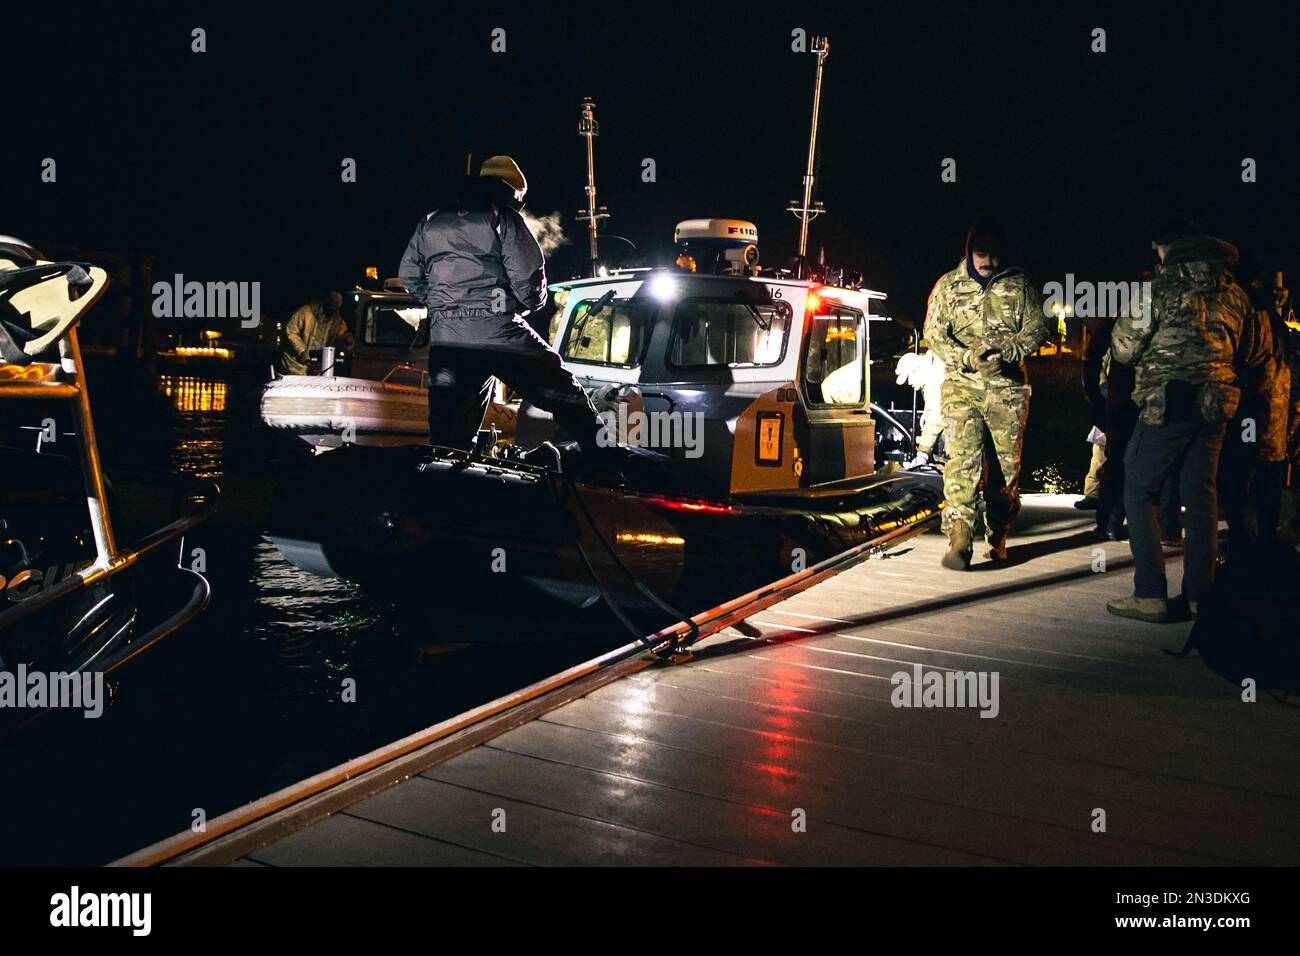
[260, 363, 432, 451]
[259, 285, 433, 451]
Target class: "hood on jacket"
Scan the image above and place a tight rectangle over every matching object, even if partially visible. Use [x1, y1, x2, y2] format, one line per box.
[961, 219, 1008, 290]
[1162, 234, 1240, 270]
[964, 218, 1009, 287]
[965, 218, 1008, 262]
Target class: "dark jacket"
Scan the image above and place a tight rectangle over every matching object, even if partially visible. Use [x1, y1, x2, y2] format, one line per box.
[1082, 318, 1112, 429]
[398, 177, 547, 319]
[1111, 235, 1253, 425]
[1234, 308, 1291, 462]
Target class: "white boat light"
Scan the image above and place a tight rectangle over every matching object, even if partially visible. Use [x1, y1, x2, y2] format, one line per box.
[647, 273, 678, 301]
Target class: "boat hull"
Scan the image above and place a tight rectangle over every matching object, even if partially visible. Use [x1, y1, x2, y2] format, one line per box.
[260, 374, 428, 449]
[267, 445, 941, 641]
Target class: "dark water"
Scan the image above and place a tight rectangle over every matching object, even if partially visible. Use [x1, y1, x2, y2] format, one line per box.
[1, 362, 615, 866]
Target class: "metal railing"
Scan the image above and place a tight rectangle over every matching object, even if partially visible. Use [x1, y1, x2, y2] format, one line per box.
[1, 263, 217, 668]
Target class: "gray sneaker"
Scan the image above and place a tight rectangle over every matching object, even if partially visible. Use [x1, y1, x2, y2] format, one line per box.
[1106, 595, 1169, 623]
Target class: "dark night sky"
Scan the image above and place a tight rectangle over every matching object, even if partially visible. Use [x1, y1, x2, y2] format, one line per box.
[5, 1, 1298, 326]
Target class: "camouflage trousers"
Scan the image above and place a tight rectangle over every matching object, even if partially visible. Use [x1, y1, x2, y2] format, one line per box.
[939, 381, 1031, 538]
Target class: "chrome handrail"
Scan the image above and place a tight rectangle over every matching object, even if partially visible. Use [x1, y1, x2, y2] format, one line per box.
[0, 479, 218, 630]
[101, 561, 212, 676]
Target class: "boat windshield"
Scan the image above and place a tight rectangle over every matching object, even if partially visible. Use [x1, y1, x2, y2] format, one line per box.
[804, 309, 865, 405]
[364, 303, 428, 347]
[667, 298, 792, 368]
[560, 297, 653, 368]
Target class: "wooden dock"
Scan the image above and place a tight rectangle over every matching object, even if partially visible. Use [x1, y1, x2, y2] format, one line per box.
[210, 496, 1300, 866]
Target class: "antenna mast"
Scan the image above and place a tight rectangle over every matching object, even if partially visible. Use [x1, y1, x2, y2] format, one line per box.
[576, 97, 609, 276]
[787, 36, 829, 276]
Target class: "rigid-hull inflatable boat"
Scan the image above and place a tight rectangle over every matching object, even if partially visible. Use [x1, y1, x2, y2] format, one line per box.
[269, 242, 942, 642]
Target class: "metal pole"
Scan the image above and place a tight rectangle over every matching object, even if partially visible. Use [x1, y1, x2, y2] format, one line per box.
[798, 38, 829, 259]
[577, 98, 608, 277]
[585, 125, 598, 266]
[62, 327, 117, 565]
[911, 330, 920, 452]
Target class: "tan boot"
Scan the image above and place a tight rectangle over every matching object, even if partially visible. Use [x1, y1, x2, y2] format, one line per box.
[985, 532, 1008, 562]
[941, 520, 974, 570]
[1106, 595, 1169, 623]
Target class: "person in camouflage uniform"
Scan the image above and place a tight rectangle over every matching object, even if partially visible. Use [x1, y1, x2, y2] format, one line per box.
[923, 219, 1049, 569]
[1107, 226, 1254, 622]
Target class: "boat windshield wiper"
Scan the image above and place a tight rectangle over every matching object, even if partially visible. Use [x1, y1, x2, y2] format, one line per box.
[734, 293, 772, 332]
[571, 289, 617, 341]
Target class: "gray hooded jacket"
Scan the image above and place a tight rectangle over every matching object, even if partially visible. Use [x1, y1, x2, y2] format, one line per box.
[398, 178, 547, 320]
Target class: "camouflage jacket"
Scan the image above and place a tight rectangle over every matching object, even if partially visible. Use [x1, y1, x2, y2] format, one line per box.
[1111, 236, 1251, 426]
[923, 261, 1049, 389]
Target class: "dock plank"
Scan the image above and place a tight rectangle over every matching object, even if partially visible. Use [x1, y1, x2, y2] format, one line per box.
[351, 773, 761, 866]
[424, 738, 998, 865]
[475, 717, 1219, 865]
[245, 812, 521, 867]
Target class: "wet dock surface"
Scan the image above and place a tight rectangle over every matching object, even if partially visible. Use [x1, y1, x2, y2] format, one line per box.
[231, 496, 1300, 866]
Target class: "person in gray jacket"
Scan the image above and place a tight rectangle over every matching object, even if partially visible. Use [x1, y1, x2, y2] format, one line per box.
[398, 156, 605, 454]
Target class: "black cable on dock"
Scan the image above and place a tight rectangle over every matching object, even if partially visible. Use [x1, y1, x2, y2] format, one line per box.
[549, 470, 700, 650]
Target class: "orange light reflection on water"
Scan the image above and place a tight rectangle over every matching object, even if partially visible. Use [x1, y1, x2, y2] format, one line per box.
[160, 375, 227, 413]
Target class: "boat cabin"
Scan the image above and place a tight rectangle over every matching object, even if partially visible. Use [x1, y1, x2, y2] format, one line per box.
[339, 286, 429, 384]
[520, 222, 895, 499]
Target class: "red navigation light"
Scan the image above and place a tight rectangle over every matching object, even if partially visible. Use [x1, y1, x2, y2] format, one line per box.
[643, 494, 738, 516]
[806, 290, 821, 313]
